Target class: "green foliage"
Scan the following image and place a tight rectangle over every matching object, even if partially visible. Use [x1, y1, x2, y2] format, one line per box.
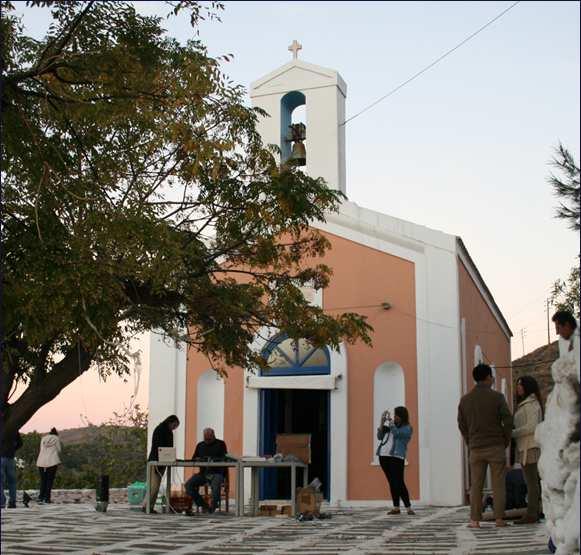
[1, 1, 372, 435]
[548, 143, 580, 232]
[15, 431, 42, 488]
[550, 264, 580, 318]
[17, 405, 148, 489]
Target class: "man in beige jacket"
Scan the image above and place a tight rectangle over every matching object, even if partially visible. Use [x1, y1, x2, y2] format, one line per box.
[458, 363, 513, 528]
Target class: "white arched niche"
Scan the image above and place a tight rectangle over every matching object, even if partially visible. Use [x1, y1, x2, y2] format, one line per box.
[474, 345, 483, 366]
[196, 369, 225, 444]
[491, 364, 498, 391]
[372, 362, 405, 464]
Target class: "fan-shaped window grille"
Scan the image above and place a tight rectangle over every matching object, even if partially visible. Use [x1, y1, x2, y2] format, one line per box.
[261, 335, 330, 376]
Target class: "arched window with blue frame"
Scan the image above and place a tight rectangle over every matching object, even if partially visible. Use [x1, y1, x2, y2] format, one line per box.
[261, 334, 330, 376]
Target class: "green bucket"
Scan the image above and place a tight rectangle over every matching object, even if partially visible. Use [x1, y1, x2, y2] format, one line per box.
[127, 481, 146, 505]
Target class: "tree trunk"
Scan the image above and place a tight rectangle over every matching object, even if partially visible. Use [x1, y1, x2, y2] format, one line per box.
[1, 343, 93, 440]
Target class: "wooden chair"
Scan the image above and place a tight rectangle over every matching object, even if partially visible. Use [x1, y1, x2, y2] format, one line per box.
[197, 470, 230, 513]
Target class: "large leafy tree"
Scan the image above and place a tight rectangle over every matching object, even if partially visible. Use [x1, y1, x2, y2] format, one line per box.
[1, 1, 371, 439]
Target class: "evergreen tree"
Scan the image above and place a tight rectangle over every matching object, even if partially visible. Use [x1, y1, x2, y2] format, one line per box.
[548, 143, 580, 232]
[547, 143, 580, 318]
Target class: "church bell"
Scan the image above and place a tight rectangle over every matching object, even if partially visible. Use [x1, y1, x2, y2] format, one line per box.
[288, 123, 307, 166]
[290, 140, 306, 166]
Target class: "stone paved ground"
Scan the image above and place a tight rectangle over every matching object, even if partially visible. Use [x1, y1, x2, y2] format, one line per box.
[0, 504, 549, 555]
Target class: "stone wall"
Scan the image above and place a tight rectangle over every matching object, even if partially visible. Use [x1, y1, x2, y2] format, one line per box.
[10, 488, 129, 505]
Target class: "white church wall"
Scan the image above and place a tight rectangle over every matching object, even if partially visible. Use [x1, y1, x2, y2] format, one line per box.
[303, 85, 346, 193]
[252, 93, 281, 162]
[372, 362, 405, 465]
[424, 244, 464, 506]
[147, 331, 187, 479]
[329, 342, 348, 504]
[196, 370, 225, 444]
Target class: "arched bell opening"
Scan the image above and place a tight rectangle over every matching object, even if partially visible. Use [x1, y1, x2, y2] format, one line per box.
[280, 91, 306, 167]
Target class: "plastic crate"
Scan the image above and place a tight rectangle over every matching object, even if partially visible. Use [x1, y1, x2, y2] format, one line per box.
[127, 481, 146, 505]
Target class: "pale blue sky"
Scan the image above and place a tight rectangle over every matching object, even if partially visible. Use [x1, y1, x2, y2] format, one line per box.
[14, 0, 580, 359]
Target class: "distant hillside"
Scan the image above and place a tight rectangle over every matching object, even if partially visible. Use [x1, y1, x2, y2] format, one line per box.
[512, 341, 559, 403]
[32, 425, 135, 445]
[18, 424, 147, 489]
[58, 426, 100, 445]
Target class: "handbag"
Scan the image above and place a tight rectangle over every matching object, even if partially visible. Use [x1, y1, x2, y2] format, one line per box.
[376, 427, 390, 457]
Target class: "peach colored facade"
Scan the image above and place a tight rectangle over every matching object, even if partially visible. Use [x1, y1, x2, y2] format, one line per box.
[457, 259, 512, 406]
[456, 256, 512, 501]
[319, 231, 419, 500]
[185, 230, 420, 501]
[179, 234, 513, 504]
[147, 226, 513, 506]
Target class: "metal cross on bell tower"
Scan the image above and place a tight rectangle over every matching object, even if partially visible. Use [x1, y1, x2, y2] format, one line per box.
[288, 40, 302, 60]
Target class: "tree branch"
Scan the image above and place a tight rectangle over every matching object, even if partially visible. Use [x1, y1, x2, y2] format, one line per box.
[3, 341, 93, 439]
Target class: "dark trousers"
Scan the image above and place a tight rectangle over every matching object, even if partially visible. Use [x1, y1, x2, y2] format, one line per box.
[185, 473, 224, 509]
[39, 466, 58, 502]
[379, 456, 411, 508]
[1, 457, 17, 507]
[522, 462, 541, 518]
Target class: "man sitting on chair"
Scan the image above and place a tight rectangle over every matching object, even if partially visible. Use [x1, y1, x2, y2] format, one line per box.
[185, 428, 227, 513]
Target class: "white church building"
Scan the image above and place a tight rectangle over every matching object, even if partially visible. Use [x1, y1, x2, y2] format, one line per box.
[147, 44, 512, 507]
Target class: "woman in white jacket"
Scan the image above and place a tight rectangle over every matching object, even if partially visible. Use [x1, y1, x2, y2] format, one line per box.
[36, 428, 62, 504]
[512, 376, 543, 524]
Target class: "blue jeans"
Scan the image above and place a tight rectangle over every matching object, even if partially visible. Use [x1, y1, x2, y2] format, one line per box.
[185, 473, 224, 509]
[1, 457, 17, 507]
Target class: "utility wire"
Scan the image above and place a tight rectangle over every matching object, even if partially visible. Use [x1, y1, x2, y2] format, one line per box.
[324, 302, 510, 337]
[509, 288, 554, 319]
[341, 1, 521, 126]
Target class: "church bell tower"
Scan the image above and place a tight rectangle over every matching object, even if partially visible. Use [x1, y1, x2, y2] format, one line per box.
[250, 41, 347, 195]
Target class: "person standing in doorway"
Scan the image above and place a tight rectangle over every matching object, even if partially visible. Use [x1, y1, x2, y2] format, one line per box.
[377, 406, 415, 515]
[142, 415, 180, 514]
[458, 363, 513, 528]
[512, 375, 544, 524]
[36, 427, 62, 504]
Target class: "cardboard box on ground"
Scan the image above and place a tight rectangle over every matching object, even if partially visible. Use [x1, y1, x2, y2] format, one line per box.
[296, 486, 323, 516]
